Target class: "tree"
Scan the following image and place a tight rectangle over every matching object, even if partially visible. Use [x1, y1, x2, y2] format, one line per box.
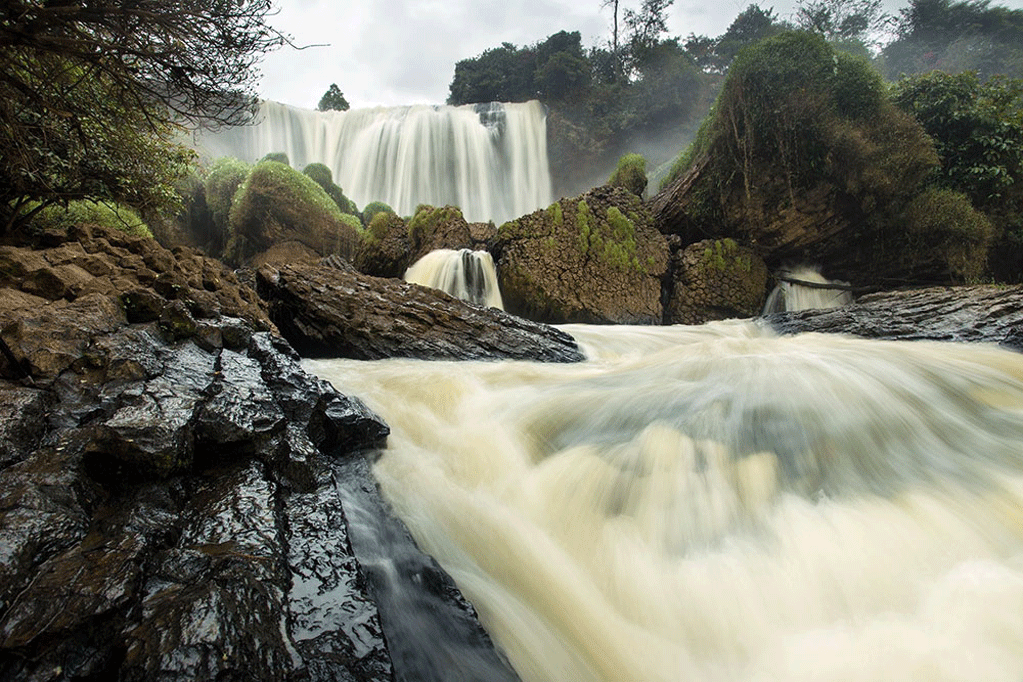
[622, 0, 675, 76]
[601, 0, 623, 80]
[0, 0, 286, 232]
[795, 0, 896, 49]
[318, 83, 350, 111]
[882, 0, 1023, 79]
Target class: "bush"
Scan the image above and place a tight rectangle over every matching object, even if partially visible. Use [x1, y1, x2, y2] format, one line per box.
[261, 152, 290, 166]
[903, 188, 995, 282]
[608, 154, 647, 197]
[361, 201, 395, 227]
[32, 200, 152, 238]
[302, 163, 359, 217]
[228, 160, 359, 263]
[204, 157, 251, 238]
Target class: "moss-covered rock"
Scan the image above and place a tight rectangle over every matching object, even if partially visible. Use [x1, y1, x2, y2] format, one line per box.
[608, 153, 647, 198]
[302, 163, 360, 218]
[354, 212, 412, 278]
[665, 238, 769, 324]
[405, 205, 479, 263]
[496, 185, 669, 324]
[226, 161, 360, 266]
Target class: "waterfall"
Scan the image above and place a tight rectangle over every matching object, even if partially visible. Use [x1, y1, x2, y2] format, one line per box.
[404, 249, 504, 309]
[307, 322, 1023, 682]
[192, 100, 552, 225]
[763, 266, 854, 313]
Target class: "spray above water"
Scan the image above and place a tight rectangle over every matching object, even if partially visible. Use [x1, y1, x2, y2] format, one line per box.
[404, 249, 504, 309]
[192, 100, 552, 224]
[309, 322, 1023, 682]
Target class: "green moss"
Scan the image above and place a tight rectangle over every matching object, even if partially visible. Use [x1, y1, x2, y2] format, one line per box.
[608, 153, 647, 197]
[699, 239, 750, 273]
[576, 200, 592, 254]
[546, 201, 564, 225]
[33, 200, 152, 238]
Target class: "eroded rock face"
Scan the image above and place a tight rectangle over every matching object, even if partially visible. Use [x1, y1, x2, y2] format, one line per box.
[0, 227, 520, 682]
[666, 238, 769, 325]
[256, 262, 584, 363]
[496, 185, 669, 324]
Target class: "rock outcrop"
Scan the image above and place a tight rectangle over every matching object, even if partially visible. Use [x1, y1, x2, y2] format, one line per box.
[0, 225, 521, 682]
[765, 285, 1023, 348]
[665, 238, 769, 325]
[256, 262, 585, 362]
[495, 185, 669, 324]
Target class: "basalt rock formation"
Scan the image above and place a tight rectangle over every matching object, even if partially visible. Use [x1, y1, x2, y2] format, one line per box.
[0, 225, 521, 682]
[495, 185, 669, 324]
[665, 238, 769, 325]
[256, 261, 584, 362]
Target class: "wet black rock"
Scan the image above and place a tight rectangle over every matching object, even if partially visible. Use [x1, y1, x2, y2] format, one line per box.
[765, 285, 1023, 347]
[256, 262, 584, 363]
[0, 228, 516, 682]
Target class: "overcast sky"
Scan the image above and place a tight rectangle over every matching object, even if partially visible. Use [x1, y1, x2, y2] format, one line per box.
[256, 0, 909, 110]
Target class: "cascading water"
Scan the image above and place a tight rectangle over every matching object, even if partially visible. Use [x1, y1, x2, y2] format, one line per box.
[404, 249, 504, 309]
[307, 322, 1023, 682]
[191, 100, 552, 224]
[763, 266, 855, 313]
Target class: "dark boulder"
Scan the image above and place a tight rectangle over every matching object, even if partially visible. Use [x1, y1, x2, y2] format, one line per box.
[256, 262, 584, 362]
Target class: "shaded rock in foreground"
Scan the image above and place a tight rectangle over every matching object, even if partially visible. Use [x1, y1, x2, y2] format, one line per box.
[256, 263, 584, 362]
[765, 285, 1023, 347]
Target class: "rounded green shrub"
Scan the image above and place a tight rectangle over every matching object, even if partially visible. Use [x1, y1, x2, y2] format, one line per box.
[228, 160, 359, 263]
[903, 188, 994, 282]
[361, 201, 395, 227]
[261, 152, 290, 166]
[302, 162, 359, 217]
[204, 157, 251, 237]
[609, 153, 647, 197]
[33, 200, 152, 238]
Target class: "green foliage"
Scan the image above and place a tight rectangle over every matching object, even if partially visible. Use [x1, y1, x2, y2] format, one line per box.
[228, 160, 354, 262]
[32, 200, 152, 238]
[361, 201, 395, 227]
[318, 83, 350, 112]
[204, 157, 251, 237]
[882, 0, 1023, 79]
[546, 202, 564, 225]
[795, 0, 895, 49]
[609, 153, 648, 196]
[261, 152, 290, 166]
[698, 238, 752, 273]
[892, 72, 1023, 211]
[302, 163, 359, 216]
[903, 188, 995, 281]
[0, 1, 284, 234]
[674, 31, 937, 228]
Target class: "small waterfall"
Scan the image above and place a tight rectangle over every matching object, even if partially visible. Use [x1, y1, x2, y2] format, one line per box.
[404, 249, 504, 310]
[763, 266, 854, 313]
[192, 100, 552, 225]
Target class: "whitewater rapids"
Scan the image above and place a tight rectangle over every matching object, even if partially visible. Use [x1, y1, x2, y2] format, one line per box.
[307, 321, 1023, 682]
